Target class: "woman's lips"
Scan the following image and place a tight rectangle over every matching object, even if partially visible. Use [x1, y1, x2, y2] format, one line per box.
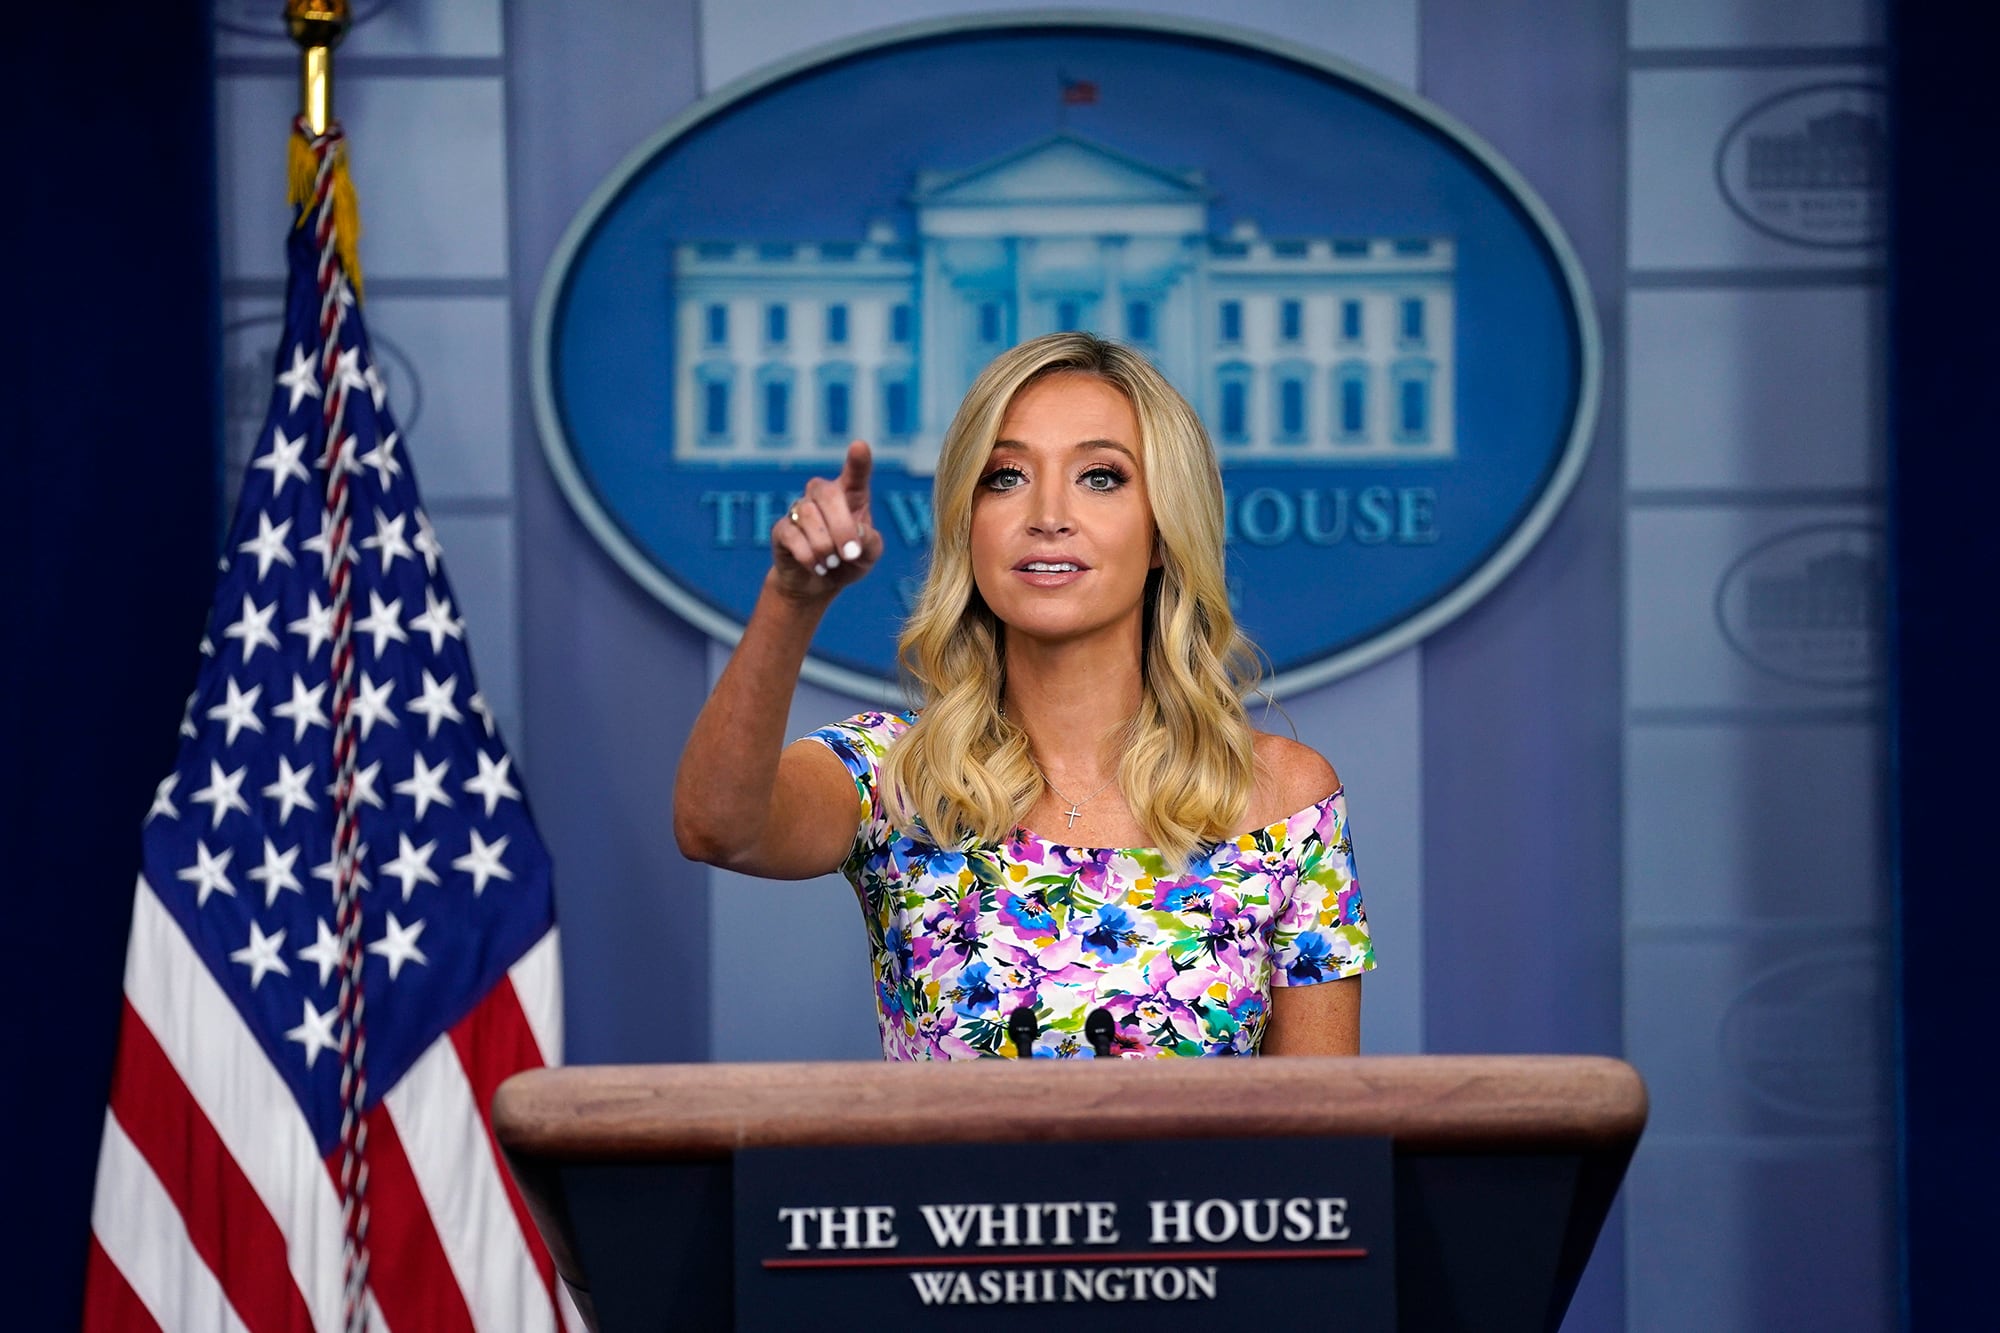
[1013, 559, 1088, 588]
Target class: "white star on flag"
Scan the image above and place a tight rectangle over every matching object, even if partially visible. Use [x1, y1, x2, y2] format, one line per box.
[394, 753, 454, 820]
[381, 834, 442, 901]
[361, 508, 413, 572]
[311, 844, 371, 895]
[364, 358, 387, 409]
[463, 750, 521, 817]
[284, 998, 340, 1069]
[368, 912, 430, 981]
[355, 590, 410, 658]
[222, 594, 280, 662]
[408, 670, 463, 739]
[189, 760, 251, 828]
[413, 508, 444, 574]
[247, 837, 305, 907]
[146, 773, 179, 823]
[276, 343, 320, 412]
[287, 591, 334, 659]
[271, 674, 329, 743]
[252, 427, 310, 496]
[205, 677, 265, 747]
[262, 754, 317, 824]
[469, 691, 495, 736]
[176, 839, 237, 907]
[296, 916, 343, 988]
[230, 921, 291, 990]
[360, 431, 402, 489]
[299, 513, 338, 571]
[350, 673, 399, 741]
[408, 586, 464, 654]
[237, 512, 296, 580]
[453, 830, 513, 896]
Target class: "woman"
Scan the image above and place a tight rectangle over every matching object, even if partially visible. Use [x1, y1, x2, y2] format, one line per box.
[675, 332, 1373, 1058]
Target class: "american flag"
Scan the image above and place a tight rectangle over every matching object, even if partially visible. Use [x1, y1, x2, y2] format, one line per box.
[83, 124, 574, 1332]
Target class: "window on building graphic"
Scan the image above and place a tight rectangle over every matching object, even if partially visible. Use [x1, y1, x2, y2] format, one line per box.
[765, 303, 788, 345]
[1335, 363, 1368, 441]
[766, 381, 789, 438]
[1279, 299, 1303, 343]
[1392, 359, 1433, 444]
[825, 382, 850, 437]
[978, 301, 1003, 344]
[825, 304, 848, 346]
[1218, 300, 1242, 344]
[818, 363, 854, 442]
[890, 304, 914, 344]
[696, 361, 734, 445]
[1340, 300, 1362, 342]
[756, 364, 796, 447]
[1401, 298, 1425, 344]
[1056, 299, 1080, 332]
[1216, 363, 1251, 444]
[1126, 299, 1153, 343]
[704, 381, 729, 439]
[1274, 361, 1310, 444]
[881, 367, 916, 439]
[704, 303, 728, 346]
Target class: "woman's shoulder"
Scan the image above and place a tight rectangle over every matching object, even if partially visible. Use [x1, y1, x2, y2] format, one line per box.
[804, 709, 917, 768]
[1251, 731, 1342, 822]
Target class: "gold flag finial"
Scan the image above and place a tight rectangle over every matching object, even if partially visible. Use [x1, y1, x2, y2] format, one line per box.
[285, 1, 352, 135]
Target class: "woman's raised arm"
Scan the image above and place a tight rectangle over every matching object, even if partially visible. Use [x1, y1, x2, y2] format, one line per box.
[673, 441, 886, 879]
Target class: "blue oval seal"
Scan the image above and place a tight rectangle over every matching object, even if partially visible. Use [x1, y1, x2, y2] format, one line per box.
[534, 13, 1599, 698]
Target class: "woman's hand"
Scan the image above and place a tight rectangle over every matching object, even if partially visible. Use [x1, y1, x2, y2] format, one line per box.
[770, 440, 885, 601]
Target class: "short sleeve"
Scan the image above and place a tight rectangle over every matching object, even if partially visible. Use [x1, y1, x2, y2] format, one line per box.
[1269, 790, 1376, 987]
[801, 710, 913, 866]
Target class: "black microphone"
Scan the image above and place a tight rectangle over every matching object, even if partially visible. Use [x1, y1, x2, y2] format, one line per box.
[1084, 1007, 1115, 1058]
[1007, 1006, 1039, 1059]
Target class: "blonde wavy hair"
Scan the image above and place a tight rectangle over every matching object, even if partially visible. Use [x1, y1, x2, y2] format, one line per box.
[880, 332, 1263, 866]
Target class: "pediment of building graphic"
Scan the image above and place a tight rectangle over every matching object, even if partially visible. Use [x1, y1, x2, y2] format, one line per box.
[911, 132, 1210, 208]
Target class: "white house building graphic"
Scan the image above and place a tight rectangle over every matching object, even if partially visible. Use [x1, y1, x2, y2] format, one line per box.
[671, 132, 1456, 471]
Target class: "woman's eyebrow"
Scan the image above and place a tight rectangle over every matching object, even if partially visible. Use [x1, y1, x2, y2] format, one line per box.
[991, 438, 1137, 461]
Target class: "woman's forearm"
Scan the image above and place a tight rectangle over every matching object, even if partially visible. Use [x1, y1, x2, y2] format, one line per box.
[672, 574, 830, 863]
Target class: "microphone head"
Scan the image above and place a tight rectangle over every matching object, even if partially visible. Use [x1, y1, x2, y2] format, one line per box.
[1007, 1006, 1039, 1056]
[1084, 1006, 1115, 1054]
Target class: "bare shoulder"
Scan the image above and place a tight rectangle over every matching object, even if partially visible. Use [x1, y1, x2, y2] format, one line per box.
[1250, 731, 1341, 821]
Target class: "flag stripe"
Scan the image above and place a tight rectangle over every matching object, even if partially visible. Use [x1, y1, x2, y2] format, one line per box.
[83, 1235, 167, 1333]
[107, 1000, 318, 1332]
[385, 1032, 558, 1333]
[449, 975, 562, 1301]
[351, 1101, 478, 1333]
[121, 878, 347, 1329]
[508, 927, 564, 1065]
[92, 1114, 255, 1333]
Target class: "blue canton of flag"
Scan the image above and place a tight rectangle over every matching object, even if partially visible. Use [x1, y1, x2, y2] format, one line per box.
[87, 142, 574, 1332]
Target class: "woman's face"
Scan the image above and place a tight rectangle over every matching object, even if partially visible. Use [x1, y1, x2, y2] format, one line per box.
[968, 372, 1160, 651]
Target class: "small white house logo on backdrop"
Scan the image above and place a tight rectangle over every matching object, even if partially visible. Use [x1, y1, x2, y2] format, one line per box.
[1715, 83, 1887, 248]
[1714, 523, 1883, 688]
[1721, 948, 1887, 1123]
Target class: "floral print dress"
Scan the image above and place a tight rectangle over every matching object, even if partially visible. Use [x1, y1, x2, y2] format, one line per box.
[806, 711, 1376, 1060]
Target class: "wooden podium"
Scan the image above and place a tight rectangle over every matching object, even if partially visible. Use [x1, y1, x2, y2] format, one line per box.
[494, 1056, 1645, 1331]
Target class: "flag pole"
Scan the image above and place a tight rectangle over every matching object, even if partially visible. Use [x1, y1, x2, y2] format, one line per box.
[285, 0, 351, 135]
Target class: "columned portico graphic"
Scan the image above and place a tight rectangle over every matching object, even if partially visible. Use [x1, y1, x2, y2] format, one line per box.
[671, 133, 1456, 472]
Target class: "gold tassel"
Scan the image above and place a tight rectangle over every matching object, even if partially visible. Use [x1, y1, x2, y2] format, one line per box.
[287, 129, 366, 302]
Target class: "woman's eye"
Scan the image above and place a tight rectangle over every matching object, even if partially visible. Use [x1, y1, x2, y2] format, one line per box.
[1080, 467, 1126, 492]
[981, 467, 1025, 491]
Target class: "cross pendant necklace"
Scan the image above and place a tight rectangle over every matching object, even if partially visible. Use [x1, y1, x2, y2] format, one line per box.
[1036, 762, 1119, 833]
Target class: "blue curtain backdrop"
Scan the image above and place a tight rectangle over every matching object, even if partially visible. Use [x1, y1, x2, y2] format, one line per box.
[3, 6, 220, 1327]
